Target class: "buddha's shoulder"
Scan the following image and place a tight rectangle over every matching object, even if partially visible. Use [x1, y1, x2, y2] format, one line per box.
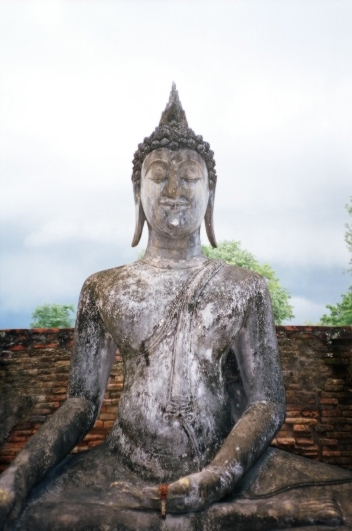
[80, 262, 140, 292]
[219, 262, 268, 294]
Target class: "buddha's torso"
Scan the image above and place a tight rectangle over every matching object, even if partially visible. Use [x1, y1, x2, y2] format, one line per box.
[88, 260, 258, 481]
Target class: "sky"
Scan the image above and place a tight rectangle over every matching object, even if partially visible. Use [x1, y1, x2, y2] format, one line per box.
[0, 0, 351, 328]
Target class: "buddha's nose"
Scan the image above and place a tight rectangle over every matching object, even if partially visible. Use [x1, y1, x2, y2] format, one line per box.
[164, 171, 179, 198]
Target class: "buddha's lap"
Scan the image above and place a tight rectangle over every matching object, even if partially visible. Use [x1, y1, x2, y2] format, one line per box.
[16, 445, 352, 530]
[22, 443, 352, 507]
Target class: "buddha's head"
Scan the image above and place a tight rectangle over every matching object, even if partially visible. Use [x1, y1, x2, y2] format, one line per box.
[131, 84, 217, 248]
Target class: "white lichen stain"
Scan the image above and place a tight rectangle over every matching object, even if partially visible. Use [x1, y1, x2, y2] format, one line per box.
[204, 348, 212, 361]
[200, 303, 214, 329]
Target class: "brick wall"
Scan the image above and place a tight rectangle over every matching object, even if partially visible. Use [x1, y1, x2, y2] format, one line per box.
[272, 326, 352, 468]
[0, 326, 351, 472]
[0, 329, 123, 472]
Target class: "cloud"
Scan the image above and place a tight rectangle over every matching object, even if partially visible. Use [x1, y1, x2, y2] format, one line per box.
[0, 0, 351, 325]
[24, 219, 132, 248]
[289, 296, 328, 325]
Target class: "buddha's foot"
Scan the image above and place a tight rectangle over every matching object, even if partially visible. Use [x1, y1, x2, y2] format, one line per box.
[296, 498, 343, 527]
[244, 496, 344, 528]
[224, 496, 344, 530]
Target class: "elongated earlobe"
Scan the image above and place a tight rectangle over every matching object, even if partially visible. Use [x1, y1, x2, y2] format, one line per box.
[131, 184, 146, 247]
[205, 189, 217, 248]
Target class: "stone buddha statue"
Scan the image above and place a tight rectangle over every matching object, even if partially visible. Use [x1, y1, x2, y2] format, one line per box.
[0, 84, 351, 531]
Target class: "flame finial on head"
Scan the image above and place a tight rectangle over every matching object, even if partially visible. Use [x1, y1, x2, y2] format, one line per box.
[159, 82, 188, 128]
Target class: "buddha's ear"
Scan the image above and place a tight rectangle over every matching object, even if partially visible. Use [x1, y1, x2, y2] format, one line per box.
[204, 185, 217, 248]
[131, 182, 146, 247]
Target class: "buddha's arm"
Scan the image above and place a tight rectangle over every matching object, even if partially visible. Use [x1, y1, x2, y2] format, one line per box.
[0, 276, 117, 526]
[205, 276, 286, 489]
[162, 275, 286, 512]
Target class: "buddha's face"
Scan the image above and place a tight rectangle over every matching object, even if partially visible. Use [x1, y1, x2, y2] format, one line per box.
[141, 148, 209, 239]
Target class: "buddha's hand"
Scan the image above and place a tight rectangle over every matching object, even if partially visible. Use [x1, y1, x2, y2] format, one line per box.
[142, 468, 226, 514]
[0, 473, 17, 530]
[167, 468, 225, 513]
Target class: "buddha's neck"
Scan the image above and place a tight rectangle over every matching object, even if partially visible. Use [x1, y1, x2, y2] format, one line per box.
[141, 229, 207, 269]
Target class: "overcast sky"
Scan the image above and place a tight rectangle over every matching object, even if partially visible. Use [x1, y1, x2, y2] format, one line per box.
[1, 0, 351, 328]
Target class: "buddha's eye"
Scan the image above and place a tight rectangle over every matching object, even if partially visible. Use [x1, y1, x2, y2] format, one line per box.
[149, 163, 168, 182]
[180, 167, 200, 182]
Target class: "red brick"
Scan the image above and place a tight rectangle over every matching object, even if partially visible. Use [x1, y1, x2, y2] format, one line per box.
[322, 391, 350, 398]
[276, 430, 287, 438]
[322, 450, 341, 457]
[46, 394, 66, 402]
[76, 445, 89, 452]
[8, 345, 27, 351]
[320, 439, 338, 445]
[33, 343, 58, 349]
[104, 406, 117, 414]
[107, 383, 123, 391]
[98, 413, 115, 421]
[88, 440, 103, 448]
[52, 387, 66, 394]
[10, 430, 34, 437]
[54, 360, 70, 368]
[301, 410, 319, 418]
[325, 385, 344, 391]
[293, 425, 311, 433]
[82, 434, 104, 442]
[322, 410, 341, 417]
[109, 392, 121, 399]
[286, 404, 302, 411]
[285, 418, 317, 425]
[0, 448, 20, 456]
[326, 432, 352, 439]
[296, 438, 314, 445]
[297, 445, 319, 452]
[276, 437, 295, 446]
[7, 435, 27, 443]
[1, 442, 25, 450]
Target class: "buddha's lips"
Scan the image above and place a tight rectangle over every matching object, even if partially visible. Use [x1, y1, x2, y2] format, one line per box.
[159, 198, 190, 208]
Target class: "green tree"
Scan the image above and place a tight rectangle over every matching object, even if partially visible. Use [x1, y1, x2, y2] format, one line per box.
[30, 304, 75, 328]
[320, 197, 352, 325]
[320, 287, 352, 326]
[202, 240, 294, 325]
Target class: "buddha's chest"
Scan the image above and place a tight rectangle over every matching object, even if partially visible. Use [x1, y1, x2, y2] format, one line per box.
[98, 263, 247, 361]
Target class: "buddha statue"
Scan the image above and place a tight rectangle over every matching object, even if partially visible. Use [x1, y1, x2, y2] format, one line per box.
[0, 84, 351, 531]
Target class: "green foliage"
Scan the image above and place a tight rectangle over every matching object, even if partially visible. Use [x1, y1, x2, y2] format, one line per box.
[202, 240, 294, 325]
[319, 198, 352, 326]
[30, 304, 75, 328]
[320, 287, 352, 325]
